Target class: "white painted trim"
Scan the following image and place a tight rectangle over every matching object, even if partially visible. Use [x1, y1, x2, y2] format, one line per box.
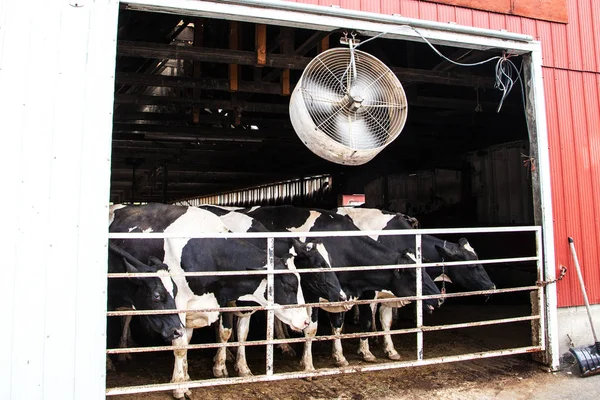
[121, 0, 538, 54]
[529, 47, 559, 371]
[116, 0, 555, 374]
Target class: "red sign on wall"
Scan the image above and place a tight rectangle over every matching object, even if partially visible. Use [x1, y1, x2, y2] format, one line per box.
[423, 0, 568, 23]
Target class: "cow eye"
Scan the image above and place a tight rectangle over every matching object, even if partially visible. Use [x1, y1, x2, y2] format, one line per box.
[152, 292, 162, 302]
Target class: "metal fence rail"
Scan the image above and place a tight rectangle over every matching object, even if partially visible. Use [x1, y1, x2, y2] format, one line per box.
[106, 226, 544, 396]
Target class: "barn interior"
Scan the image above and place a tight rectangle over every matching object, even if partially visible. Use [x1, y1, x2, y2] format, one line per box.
[108, 6, 541, 393]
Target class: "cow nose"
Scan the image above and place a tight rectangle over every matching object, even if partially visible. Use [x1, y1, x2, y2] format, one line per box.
[437, 298, 445, 307]
[170, 327, 184, 340]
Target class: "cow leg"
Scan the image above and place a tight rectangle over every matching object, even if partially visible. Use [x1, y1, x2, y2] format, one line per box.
[357, 302, 377, 362]
[329, 312, 349, 367]
[274, 318, 296, 358]
[106, 356, 116, 372]
[117, 315, 133, 362]
[171, 327, 193, 400]
[352, 305, 360, 325]
[234, 314, 253, 377]
[212, 313, 233, 378]
[392, 306, 399, 325]
[380, 304, 401, 360]
[300, 307, 318, 373]
[213, 321, 235, 362]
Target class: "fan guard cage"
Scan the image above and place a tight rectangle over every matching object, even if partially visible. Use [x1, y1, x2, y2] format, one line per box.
[290, 47, 408, 165]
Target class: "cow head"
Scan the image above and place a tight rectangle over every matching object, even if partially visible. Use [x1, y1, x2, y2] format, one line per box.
[390, 250, 442, 314]
[120, 254, 184, 342]
[290, 238, 347, 304]
[434, 238, 496, 292]
[246, 255, 310, 332]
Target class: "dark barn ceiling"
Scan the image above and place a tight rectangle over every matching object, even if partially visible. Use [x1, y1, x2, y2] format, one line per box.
[110, 7, 527, 204]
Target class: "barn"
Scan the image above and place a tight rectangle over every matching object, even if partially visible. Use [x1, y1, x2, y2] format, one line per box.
[3, 0, 600, 399]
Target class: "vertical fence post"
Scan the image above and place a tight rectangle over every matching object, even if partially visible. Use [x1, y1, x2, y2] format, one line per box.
[415, 234, 423, 360]
[266, 237, 275, 376]
[535, 228, 546, 350]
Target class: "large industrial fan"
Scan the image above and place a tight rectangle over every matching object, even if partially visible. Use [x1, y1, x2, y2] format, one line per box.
[289, 35, 408, 165]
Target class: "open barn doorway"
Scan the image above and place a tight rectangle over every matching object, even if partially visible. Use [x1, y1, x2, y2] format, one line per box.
[107, 2, 556, 398]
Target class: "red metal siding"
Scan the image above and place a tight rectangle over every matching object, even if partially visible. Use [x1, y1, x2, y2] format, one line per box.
[288, 0, 600, 306]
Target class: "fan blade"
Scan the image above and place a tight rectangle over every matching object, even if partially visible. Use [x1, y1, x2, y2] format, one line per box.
[334, 112, 379, 150]
[302, 78, 345, 115]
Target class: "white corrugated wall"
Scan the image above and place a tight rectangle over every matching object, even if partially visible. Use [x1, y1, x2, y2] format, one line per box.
[0, 1, 118, 399]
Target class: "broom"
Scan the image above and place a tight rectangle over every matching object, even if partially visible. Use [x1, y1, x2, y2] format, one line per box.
[568, 237, 600, 377]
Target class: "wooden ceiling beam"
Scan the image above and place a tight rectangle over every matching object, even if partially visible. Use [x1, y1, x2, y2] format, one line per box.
[295, 31, 331, 56]
[118, 40, 310, 70]
[112, 122, 295, 139]
[113, 112, 293, 129]
[110, 168, 291, 179]
[117, 41, 495, 88]
[114, 93, 510, 113]
[114, 94, 289, 113]
[115, 73, 283, 95]
[111, 181, 227, 188]
[111, 159, 316, 174]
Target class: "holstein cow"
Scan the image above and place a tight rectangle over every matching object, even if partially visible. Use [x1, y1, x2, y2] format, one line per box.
[198, 204, 346, 375]
[106, 242, 184, 370]
[110, 203, 310, 399]
[335, 207, 496, 360]
[244, 205, 441, 369]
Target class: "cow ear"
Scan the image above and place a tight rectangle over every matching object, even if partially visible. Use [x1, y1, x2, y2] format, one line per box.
[292, 238, 309, 255]
[123, 259, 145, 286]
[147, 256, 163, 267]
[400, 250, 417, 263]
[434, 245, 451, 258]
[124, 258, 139, 274]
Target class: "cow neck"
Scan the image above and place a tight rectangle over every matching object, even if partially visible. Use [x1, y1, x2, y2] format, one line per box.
[179, 238, 276, 305]
[111, 203, 188, 233]
[339, 233, 399, 266]
[420, 235, 451, 278]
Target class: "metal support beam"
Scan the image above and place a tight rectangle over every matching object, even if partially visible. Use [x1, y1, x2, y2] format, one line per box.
[192, 18, 204, 123]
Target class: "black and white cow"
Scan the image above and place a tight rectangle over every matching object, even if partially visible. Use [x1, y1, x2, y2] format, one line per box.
[107, 242, 184, 370]
[110, 203, 310, 399]
[198, 204, 346, 375]
[335, 207, 496, 360]
[244, 205, 442, 369]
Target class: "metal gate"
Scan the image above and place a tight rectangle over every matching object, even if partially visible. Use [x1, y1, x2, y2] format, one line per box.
[106, 226, 544, 396]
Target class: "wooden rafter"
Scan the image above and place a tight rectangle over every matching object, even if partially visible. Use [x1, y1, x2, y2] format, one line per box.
[229, 21, 239, 92]
[117, 41, 495, 88]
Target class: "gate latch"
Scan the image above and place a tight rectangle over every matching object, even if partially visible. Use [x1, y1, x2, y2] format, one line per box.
[536, 265, 567, 287]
